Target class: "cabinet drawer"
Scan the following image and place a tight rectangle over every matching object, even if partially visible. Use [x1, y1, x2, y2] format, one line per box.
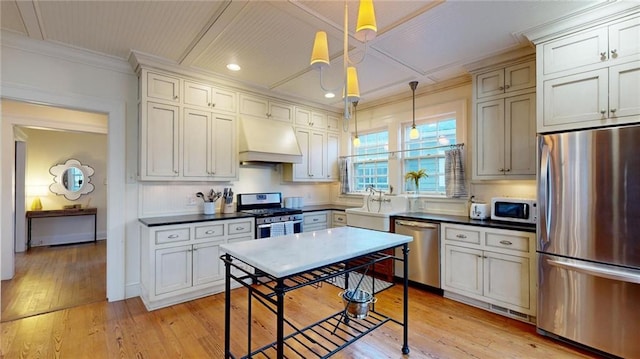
[155, 227, 190, 244]
[305, 213, 328, 225]
[485, 231, 530, 253]
[332, 212, 347, 226]
[194, 224, 224, 239]
[228, 220, 252, 235]
[443, 226, 481, 245]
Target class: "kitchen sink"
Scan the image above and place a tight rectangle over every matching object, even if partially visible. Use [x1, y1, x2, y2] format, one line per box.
[346, 196, 409, 232]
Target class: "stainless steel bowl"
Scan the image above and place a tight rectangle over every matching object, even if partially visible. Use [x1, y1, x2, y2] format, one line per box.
[340, 289, 377, 319]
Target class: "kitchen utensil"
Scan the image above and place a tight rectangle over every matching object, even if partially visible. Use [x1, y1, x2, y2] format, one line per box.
[339, 289, 377, 319]
[196, 192, 205, 201]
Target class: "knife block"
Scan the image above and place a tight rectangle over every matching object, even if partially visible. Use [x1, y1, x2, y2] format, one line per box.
[222, 203, 235, 214]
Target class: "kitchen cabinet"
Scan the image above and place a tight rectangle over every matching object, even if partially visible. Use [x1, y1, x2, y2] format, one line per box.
[332, 211, 347, 227]
[302, 211, 328, 232]
[283, 128, 340, 182]
[472, 57, 536, 180]
[239, 93, 293, 123]
[183, 80, 236, 113]
[476, 61, 536, 99]
[537, 15, 640, 132]
[440, 223, 536, 320]
[474, 93, 536, 178]
[137, 68, 239, 181]
[182, 108, 237, 180]
[140, 218, 254, 310]
[295, 107, 331, 130]
[327, 115, 341, 132]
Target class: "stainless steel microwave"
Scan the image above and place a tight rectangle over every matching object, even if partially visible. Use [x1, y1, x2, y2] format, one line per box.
[490, 197, 537, 224]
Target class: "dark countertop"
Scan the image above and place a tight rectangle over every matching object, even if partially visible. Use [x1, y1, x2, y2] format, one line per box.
[392, 212, 536, 233]
[300, 204, 354, 212]
[139, 212, 254, 227]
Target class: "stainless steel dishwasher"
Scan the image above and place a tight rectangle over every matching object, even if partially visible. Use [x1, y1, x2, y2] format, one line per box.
[394, 219, 441, 289]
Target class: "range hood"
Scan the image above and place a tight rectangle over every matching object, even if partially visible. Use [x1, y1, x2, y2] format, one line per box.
[238, 117, 302, 164]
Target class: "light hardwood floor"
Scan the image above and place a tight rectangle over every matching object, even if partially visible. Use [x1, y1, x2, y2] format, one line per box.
[1, 241, 106, 322]
[1, 278, 599, 358]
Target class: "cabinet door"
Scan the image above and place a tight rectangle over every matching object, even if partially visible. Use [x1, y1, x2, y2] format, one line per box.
[542, 27, 608, 75]
[295, 107, 312, 127]
[184, 81, 212, 109]
[147, 72, 180, 103]
[182, 108, 210, 178]
[309, 131, 326, 179]
[475, 99, 505, 176]
[443, 245, 483, 296]
[143, 102, 180, 178]
[293, 128, 311, 180]
[541, 68, 609, 132]
[504, 61, 535, 93]
[476, 69, 505, 99]
[239, 94, 269, 118]
[269, 101, 293, 123]
[608, 16, 640, 63]
[327, 115, 341, 132]
[483, 251, 530, 310]
[192, 241, 224, 286]
[609, 60, 640, 120]
[211, 114, 237, 179]
[311, 112, 327, 129]
[504, 93, 536, 175]
[211, 88, 236, 113]
[155, 245, 192, 295]
[326, 132, 340, 181]
[332, 211, 347, 227]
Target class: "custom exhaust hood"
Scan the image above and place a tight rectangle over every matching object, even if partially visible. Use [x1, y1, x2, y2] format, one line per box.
[238, 117, 302, 164]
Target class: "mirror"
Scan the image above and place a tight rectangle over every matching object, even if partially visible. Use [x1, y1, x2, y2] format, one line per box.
[49, 159, 95, 200]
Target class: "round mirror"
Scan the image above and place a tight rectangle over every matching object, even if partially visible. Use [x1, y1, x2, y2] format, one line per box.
[49, 159, 94, 200]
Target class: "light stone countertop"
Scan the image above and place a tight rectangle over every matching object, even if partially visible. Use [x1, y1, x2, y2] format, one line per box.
[220, 226, 412, 278]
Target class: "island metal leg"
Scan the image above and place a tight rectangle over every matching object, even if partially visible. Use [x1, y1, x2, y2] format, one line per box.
[224, 254, 232, 358]
[276, 279, 285, 358]
[402, 243, 410, 355]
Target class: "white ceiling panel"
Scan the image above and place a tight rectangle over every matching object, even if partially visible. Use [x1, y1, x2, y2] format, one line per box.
[0, 1, 28, 35]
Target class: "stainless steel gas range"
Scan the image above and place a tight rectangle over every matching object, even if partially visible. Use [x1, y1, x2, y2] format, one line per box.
[236, 192, 303, 239]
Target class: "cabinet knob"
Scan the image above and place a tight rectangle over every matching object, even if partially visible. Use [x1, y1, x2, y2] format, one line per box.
[504, 84, 511, 90]
[600, 109, 607, 115]
[173, 95, 179, 100]
[174, 170, 179, 174]
[211, 103, 216, 107]
[187, 248, 193, 252]
[611, 49, 618, 58]
[266, 113, 272, 118]
[611, 108, 617, 114]
[600, 52, 607, 61]
[499, 168, 505, 172]
[498, 86, 504, 91]
[505, 168, 511, 172]
[499, 240, 513, 245]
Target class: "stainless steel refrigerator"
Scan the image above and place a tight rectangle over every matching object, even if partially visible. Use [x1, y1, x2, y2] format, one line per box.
[537, 124, 640, 358]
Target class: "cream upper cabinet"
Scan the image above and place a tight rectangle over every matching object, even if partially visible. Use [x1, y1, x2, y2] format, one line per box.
[537, 15, 640, 132]
[239, 94, 293, 123]
[327, 115, 341, 132]
[283, 127, 340, 182]
[473, 58, 536, 180]
[295, 107, 328, 129]
[141, 102, 180, 179]
[476, 61, 536, 99]
[147, 71, 181, 103]
[326, 132, 340, 180]
[183, 80, 236, 113]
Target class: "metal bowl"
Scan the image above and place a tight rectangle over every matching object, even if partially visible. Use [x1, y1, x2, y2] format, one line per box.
[340, 289, 377, 319]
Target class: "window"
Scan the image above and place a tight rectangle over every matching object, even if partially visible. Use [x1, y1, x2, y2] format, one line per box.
[352, 130, 389, 192]
[403, 117, 457, 195]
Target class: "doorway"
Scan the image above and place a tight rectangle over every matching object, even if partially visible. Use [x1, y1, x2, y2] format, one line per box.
[1, 102, 108, 322]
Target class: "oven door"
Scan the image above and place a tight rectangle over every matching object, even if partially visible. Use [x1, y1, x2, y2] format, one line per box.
[256, 220, 303, 239]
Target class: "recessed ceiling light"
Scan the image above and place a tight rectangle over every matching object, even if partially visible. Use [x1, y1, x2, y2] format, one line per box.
[226, 63, 241, 71]
[324, 92, 335, 99]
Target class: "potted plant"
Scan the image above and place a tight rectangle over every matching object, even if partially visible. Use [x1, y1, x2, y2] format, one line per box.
[404, 169, 428, 194]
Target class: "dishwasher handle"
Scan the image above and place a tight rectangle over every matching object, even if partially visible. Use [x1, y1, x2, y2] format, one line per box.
[395, 220, 438, 229]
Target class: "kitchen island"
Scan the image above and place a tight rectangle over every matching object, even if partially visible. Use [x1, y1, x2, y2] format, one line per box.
[220, 226, 412, 358]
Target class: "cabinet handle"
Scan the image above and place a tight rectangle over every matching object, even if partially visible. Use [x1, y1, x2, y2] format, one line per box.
[600, 52, 607, 61]
[313, 218, 319, 222]
[236, 227, 244, 231]
[266, 113, 272, 118]
[611, 49, 618, 58]
[499, 168, 505, 172]
[499, 240, 513, 245]
[174, 170, 179, 174]
[611, 108, 617, 114]
[187, 248, 193, 252]
[456, 234, 467, 239]
[168, 234, 179, 239]
[211, 103, 216, 107]
[205, 230, 214, 234]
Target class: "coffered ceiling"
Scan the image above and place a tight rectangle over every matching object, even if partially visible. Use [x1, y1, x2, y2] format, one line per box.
[1, 0, 602, 109]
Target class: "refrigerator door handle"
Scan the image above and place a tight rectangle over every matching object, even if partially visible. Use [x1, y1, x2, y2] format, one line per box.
[547, 259, 640, 284]
[539, 142, 552, 249]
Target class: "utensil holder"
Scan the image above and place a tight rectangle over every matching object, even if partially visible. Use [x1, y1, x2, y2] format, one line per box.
[222, 203, 235, 214]
[203, 202, 216, 215]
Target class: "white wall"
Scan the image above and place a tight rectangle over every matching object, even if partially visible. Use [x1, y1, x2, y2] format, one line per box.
[22, 127, 108, 246]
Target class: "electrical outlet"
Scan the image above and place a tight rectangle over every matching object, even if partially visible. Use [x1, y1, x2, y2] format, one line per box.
[186, 195, 197, 206]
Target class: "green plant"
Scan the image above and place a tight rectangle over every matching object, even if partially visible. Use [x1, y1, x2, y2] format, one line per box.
[404, 169, 428, 192]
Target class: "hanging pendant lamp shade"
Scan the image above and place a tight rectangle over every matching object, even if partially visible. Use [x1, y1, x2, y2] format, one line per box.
[409, 81, 420, 140]
[355, 0, 377, 42]
[310, 31, 330, 69]
[346, 67, 360, 102]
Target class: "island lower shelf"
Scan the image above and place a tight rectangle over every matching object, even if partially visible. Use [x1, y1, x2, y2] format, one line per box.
[220, 227, 411, 359]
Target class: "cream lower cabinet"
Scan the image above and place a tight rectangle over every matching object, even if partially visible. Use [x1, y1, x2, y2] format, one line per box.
[141, 218, 254, 310]
[303, 211, 329, 232]
[332, 211, 347, 227]
[441, 223, 536, 320]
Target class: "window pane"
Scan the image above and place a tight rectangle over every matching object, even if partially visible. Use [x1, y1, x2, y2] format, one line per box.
[352, 130, 389, 192]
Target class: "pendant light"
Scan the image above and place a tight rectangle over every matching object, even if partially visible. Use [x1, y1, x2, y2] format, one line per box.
[352, 101, 360, 147]
[409, 81, 419, 140]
